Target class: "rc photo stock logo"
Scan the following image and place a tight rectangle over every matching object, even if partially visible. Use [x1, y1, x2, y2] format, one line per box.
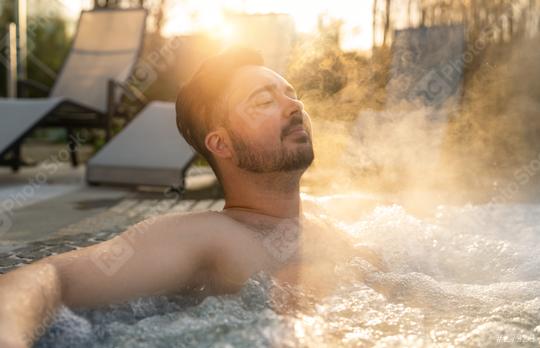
[408, 68, 456, 109]
[123, 59, 158, 102]
[0, 211, 13, 235]
[90, 236, 135, 276]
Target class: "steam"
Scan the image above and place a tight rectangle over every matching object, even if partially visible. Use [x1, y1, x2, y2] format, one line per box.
[293, 31, 540, 206]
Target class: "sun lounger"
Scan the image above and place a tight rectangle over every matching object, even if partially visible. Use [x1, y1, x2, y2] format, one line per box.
[86, 101, 196, 188]
[0, 8, 147, 171]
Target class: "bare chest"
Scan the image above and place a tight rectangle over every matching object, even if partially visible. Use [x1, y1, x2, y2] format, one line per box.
[215, 217, 354, 295]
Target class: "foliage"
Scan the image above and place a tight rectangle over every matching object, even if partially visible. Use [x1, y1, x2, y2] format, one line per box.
[287, 18, 347, 99]
[292, 0, 540, 195]
[0, 2, 71, 97]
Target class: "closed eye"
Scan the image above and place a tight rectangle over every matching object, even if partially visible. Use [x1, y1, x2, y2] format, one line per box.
[254, 91, 275, 107]
[256, 99, 274, 107]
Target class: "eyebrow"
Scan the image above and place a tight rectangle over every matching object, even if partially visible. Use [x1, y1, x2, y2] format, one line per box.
[246, 83, 297, 102]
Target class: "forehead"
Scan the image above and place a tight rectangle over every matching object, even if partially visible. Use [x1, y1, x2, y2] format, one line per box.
[226, 65, 292, 101]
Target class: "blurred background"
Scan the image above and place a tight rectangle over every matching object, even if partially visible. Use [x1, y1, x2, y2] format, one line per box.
[1, 0, 539, 202]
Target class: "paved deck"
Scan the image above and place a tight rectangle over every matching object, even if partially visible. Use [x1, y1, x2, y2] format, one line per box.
[0, 163, 224, 274]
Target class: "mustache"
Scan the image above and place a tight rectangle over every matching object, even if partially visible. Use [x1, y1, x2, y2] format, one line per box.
[281, 112, 305, 138]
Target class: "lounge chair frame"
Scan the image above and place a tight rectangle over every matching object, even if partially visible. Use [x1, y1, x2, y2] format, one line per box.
[0, 8, 147, 171]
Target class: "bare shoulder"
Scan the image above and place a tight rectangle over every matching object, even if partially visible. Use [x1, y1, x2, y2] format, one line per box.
[126, 210, 256, 253]
[124, 210, 232, 240]
[147, 210, 268, 292]
[28, 210, 243, 307]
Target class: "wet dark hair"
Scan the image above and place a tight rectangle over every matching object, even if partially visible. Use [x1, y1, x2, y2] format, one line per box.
[175, 46, 264, 179]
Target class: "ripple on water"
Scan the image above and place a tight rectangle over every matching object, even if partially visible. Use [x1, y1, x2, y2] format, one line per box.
[36, 200, 540, 347]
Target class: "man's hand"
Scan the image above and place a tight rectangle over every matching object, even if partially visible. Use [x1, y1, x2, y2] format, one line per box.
[0, 262, 61, 348]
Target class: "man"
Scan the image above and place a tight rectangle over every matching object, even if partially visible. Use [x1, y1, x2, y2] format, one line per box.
[0, 47, 384, 347]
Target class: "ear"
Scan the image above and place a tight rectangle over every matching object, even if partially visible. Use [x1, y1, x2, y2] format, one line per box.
[205, 127, 233, 160]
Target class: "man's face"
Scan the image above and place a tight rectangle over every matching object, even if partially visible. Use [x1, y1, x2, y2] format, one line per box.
[222, 66, 314, 173]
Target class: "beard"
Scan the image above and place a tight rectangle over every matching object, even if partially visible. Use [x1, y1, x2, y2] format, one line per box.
[228, 129, 314, 173]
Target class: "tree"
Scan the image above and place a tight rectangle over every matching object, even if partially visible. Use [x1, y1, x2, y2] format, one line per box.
[382, 0, 392, 46]
[0, 1, 15, 97]
[0, 1, 69, 97]
[372, 0, 378, 47]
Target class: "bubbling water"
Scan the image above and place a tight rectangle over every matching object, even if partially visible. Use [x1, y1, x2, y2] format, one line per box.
[36, 195, 540, 347]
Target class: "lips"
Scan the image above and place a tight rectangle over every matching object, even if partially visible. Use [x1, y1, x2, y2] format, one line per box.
[286, 125, 307, 136]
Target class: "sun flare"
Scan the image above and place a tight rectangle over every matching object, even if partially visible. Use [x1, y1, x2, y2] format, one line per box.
[162, 0, 374, 51]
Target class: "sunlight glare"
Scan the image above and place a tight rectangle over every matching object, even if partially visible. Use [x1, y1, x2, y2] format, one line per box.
[56, 0, 93, 18]
[162, 0, 374, 51]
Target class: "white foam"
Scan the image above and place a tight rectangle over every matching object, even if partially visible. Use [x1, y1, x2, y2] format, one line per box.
[35, 196, 540, 347]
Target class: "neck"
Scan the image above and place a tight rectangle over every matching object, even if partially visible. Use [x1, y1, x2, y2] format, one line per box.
[222, 169, 304, 218]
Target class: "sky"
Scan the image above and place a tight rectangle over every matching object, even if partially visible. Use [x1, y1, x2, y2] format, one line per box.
[29, 0, 375, 51]
[161, 0, 374, 51]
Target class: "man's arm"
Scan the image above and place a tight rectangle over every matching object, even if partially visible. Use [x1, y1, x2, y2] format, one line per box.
[0, 212, 216, 347]
[0, 262, 61, 348]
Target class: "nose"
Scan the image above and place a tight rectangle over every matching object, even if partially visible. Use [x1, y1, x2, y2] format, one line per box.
[283, 94, 304, 119]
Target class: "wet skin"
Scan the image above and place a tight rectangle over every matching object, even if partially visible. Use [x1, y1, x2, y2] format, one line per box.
[36, 66, 385, 308]
[0, 64, 385, 348]
[41, 203, 385, 310]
